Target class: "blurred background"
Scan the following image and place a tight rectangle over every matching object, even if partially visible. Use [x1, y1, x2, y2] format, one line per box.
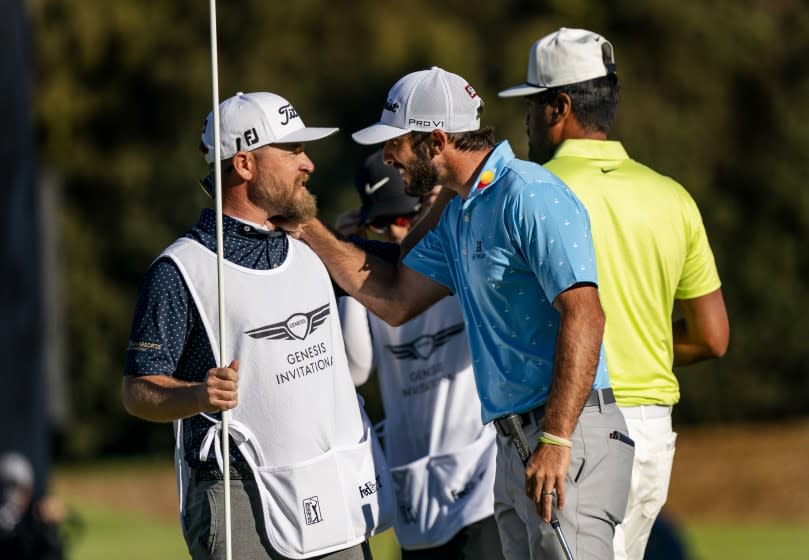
[2, 0, 808, 558]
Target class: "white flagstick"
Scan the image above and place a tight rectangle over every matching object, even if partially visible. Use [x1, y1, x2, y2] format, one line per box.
[208, 1, 233, 559]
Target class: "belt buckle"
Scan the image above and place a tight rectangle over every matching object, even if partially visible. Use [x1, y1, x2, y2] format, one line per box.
[493, 417, 513, 437]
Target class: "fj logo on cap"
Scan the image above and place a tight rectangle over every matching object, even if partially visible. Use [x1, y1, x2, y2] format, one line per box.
[278, 103, 299, 126]
[384, 99, 400, 113]
[244, 128, 259, 146]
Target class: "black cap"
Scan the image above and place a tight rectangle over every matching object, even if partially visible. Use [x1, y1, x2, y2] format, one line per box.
[354, 150, 421, 223]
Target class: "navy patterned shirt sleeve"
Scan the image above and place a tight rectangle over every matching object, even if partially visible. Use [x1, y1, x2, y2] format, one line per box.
[124, 258, 216, 381]
[125, 257, 209, 377]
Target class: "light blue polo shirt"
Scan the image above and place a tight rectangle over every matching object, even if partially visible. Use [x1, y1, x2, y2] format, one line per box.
[404, 141, 610, 423]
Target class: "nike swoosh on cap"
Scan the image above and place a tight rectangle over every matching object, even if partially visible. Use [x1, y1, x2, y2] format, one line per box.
[365, 177, 390, 194]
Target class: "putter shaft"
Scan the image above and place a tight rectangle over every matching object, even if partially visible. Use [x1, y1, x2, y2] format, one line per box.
[503, 414, 575, 560]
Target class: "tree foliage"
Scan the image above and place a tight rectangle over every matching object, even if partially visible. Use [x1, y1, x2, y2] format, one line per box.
[28, 0, 809, 458]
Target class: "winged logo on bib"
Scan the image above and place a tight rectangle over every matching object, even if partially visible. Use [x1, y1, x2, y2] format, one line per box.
[385, 323, 465, 360]
[245, 303, 331, 341]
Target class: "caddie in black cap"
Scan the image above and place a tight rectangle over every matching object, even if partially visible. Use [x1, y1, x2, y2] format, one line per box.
[354, 150, 421, 239]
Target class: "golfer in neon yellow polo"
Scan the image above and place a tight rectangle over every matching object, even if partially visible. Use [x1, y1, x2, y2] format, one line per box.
[500, 27, 730, 560]
[545, 139, 722, 405]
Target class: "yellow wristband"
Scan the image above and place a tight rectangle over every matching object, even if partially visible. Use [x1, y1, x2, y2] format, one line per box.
[538, 432, 573, 448]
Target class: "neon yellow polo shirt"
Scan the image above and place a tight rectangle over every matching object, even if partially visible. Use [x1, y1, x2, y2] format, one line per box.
[544, 139, 721, 406]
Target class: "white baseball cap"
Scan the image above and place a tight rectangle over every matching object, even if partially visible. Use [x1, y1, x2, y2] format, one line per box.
[352, 66, 483, 145]
[200, 92, 338, 163]
[498, 28, 616, 98]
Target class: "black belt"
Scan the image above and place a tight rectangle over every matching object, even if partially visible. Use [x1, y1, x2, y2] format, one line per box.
[193, 463, 255, 482]
[492, 387, 615, 438]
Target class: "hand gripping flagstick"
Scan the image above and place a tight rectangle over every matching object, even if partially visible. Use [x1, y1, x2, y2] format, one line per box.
[207, 1, 233, 559]
[503, 414, 575, 560]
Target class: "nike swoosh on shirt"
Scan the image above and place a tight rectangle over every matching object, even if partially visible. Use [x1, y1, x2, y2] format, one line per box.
[365, 177, 390, 194]
[600, 167, 617, 174]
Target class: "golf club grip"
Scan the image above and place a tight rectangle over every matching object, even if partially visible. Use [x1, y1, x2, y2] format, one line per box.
[503, 415, 531, 464]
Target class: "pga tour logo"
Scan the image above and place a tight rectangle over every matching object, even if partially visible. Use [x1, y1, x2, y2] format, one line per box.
[303, 496, 323, 525]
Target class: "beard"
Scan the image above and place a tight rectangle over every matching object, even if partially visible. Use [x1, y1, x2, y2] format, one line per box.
[250, 169, 318, 223]
[272, 187, 317, 223]
[527, 130, 556, 165]
[528, 140, 547, 165]
[404, 141, 440, 196]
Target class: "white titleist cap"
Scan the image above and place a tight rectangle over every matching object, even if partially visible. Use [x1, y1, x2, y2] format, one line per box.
[200, 92, 338, 163]
[352, 66, 483, 145]
[498, 28, 616, 98]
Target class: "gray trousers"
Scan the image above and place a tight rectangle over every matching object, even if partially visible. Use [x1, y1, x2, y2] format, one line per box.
[494, 402, 634, 560]
[183, 477, 372, 560]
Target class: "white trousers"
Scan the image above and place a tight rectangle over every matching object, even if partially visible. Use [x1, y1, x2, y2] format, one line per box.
[613, 405, 676, 560]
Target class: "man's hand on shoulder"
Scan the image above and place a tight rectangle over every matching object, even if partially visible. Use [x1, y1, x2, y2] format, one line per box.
[270, 217, 309, 239]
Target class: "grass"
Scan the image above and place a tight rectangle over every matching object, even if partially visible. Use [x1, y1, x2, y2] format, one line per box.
[52, 456, 809, 559]
[63, 504, 188, 560]
[59, 503, 809, 560]
[685, 521, 809, 560]
[52, 420, 809, 558]
[62, 503, 402, 560]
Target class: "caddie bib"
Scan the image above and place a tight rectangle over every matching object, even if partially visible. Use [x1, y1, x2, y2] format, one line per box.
[365, 296, 497, 548]
[164, 237, 394, 559]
